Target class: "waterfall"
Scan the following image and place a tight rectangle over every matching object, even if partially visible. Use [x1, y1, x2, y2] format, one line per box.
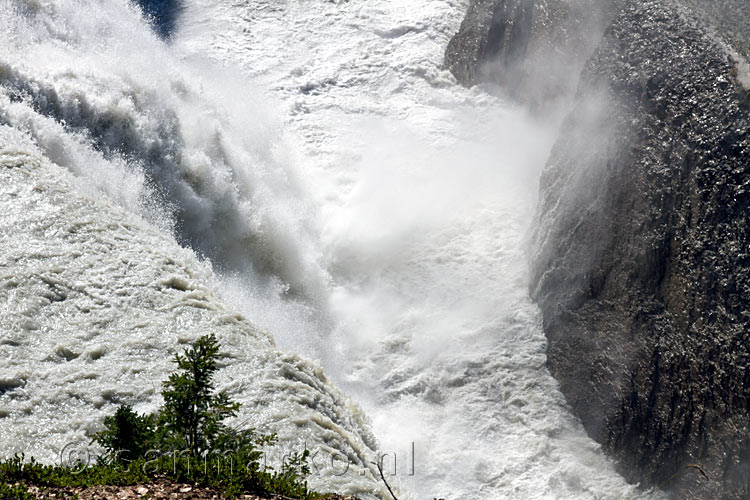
[0, 1, 665, 499]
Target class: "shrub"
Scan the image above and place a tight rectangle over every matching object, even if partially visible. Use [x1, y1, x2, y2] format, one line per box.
[86, 334, 318, 498]
[94, 405, 157, 462]
[93, 334, 244, 460]
[159, 333, 240, 456]
[0, 482, 34, 500]
[0, 336, 321, 498]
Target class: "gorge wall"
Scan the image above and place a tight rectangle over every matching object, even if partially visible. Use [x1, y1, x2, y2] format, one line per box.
[446, 0, 750, 498]
[444, 0, 620, 113]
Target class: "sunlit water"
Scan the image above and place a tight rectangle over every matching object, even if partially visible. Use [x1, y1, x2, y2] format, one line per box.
[0, 1, 665, 499]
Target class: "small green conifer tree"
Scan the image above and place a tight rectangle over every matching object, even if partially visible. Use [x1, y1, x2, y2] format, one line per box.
[160, 333, 240, 456]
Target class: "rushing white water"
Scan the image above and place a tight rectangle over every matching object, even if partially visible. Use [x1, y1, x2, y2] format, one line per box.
[0, 0, 666, 499]
[0, 1, 384, 497]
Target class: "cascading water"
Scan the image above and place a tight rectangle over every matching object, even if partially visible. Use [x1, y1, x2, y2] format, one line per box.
[0, 1, 666, 499]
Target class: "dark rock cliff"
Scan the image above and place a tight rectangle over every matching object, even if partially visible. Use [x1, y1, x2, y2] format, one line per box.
[531, 1, 750, 497]
[444, 0, 619, 113]
[447, 0, 750, 498]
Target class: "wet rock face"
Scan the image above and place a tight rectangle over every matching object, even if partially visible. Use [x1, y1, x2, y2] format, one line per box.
[447, 0, 750, 496]
[531, 0, 750, 498]
[681, 0, 750, 61]
[444, 0, 619, 113]
[444, 0, 533, 87]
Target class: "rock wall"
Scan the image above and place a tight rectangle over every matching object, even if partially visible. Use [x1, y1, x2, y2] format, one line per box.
[529, 1, 750, 498]
[444, 0, 619, 113]
[448, 0, 750, 497]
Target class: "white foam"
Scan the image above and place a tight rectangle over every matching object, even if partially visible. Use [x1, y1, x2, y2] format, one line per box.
[175, 1, 667, 498]
[0, 0, 668, 498]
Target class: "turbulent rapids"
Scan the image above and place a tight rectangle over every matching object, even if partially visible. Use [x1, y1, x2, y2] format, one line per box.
[0, 1, 666, 499]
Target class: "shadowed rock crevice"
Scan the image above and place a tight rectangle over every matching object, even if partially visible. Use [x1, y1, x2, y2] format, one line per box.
[445, 0, 534, 88]
[135, 0, 182, 40]
[445, 0, 620, 114]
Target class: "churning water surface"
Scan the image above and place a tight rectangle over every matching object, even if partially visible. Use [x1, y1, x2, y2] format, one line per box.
[0, 1, 664, 499]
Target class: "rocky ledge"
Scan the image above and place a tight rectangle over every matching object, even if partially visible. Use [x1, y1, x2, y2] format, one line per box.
[17, 479, 357, 500]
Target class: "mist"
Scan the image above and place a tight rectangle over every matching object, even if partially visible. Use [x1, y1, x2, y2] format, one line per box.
[0, 0, 694, 498]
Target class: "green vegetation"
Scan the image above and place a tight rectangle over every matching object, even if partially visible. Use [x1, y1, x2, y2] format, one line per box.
[0, 481, 34, 500]
[0, 335, 322, 500]
[160, 334, 241, 456]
